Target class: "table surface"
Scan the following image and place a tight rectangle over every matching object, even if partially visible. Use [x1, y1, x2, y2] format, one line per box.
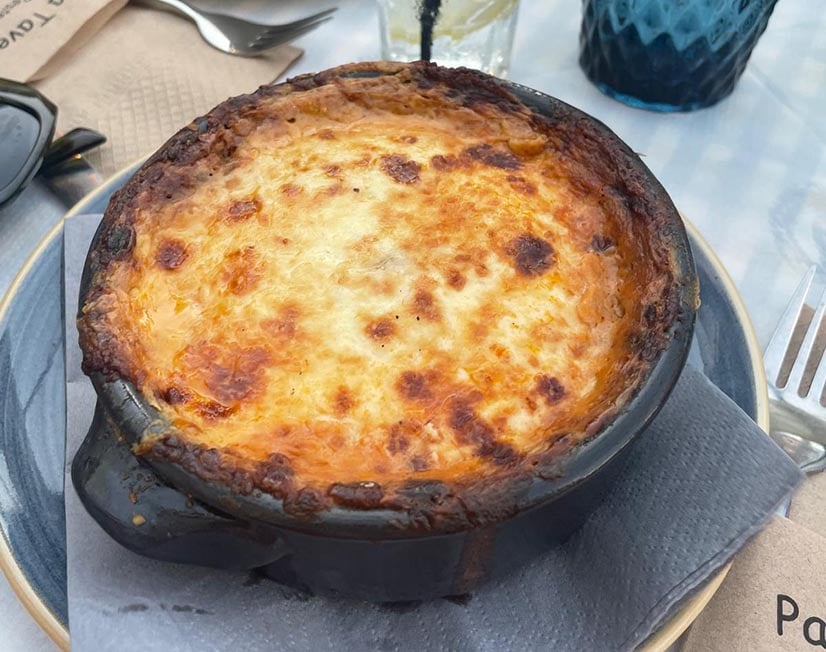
[0, 0, 823, 649]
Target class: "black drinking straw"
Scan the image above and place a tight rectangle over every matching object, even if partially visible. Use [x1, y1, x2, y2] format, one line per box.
[419, 0, 442, 61]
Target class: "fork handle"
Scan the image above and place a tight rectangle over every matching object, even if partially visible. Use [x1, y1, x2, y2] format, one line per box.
[133, 0, 200, 24]
[770, 430, 826, 473]
[770, 400, 826, 448]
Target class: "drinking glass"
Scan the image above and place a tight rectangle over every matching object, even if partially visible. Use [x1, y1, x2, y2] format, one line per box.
[579, 0, 780, 112]
[376, 0, 520, 77]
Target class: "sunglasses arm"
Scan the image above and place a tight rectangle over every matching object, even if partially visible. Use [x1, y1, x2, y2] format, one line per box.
[42, 128, 107, 170]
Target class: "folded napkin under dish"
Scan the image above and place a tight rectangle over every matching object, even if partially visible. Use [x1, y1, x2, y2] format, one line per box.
[64, 212, 802, 652]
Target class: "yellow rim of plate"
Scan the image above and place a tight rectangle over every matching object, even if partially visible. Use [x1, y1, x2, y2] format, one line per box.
[0, 177, 768, 652]
[639, 218, 770, 652]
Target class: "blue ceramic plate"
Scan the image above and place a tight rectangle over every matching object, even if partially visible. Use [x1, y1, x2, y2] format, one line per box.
[0, 162, 769, 650]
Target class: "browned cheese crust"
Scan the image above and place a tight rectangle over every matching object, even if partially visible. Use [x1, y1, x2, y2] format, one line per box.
[78, 62, 682, 527]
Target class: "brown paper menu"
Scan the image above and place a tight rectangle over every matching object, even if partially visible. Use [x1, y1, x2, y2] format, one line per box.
[0, 0, 126, 82]
[790, 473, 826, 541]
[683, 516, 826, 652]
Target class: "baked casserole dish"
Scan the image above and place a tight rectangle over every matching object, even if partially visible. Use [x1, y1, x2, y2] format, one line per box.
[73, 61, 697, 600]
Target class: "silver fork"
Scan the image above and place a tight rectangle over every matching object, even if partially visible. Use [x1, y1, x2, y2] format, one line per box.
[764, 266, 826, 473]
[136, 0, 337, 56]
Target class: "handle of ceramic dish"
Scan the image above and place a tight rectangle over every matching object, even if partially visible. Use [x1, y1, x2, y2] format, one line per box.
[71, 403, 289, 570]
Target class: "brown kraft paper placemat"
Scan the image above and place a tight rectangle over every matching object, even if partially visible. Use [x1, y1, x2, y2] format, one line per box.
[34, 5, 301, 178]
[684, 516, 826, 652]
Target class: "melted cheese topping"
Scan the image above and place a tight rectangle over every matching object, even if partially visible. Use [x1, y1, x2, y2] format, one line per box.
[87, 77, 657, 490]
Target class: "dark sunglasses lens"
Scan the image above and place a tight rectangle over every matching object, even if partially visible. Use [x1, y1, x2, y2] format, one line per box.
[0, 104, 40, 191]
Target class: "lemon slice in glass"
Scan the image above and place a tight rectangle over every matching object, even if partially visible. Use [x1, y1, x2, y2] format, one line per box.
[387, 0, 518, 44]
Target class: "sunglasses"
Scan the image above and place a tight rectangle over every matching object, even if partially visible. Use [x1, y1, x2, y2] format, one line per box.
[0, 78, 106, 207]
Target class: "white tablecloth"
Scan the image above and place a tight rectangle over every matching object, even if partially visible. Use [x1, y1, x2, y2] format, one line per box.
[1, 0, 823, 648]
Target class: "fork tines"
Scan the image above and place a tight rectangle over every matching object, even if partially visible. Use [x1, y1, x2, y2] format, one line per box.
[764, 266, 826, 409]
[248, 9, 337, 48]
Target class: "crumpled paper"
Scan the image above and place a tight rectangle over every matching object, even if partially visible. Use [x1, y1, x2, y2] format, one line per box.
[64, 213, 802, 652]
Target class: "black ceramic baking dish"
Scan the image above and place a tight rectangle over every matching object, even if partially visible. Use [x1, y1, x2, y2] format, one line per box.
[72, 64, 698, 602]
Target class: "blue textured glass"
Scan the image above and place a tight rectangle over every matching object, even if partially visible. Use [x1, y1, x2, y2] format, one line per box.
[579, 0, 779, 112]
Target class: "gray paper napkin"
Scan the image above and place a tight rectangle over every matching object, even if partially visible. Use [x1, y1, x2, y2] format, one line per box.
[64, 213, 803, 652]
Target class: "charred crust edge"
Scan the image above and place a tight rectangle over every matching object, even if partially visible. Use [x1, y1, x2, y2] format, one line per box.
[79, 60, 694, 533]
